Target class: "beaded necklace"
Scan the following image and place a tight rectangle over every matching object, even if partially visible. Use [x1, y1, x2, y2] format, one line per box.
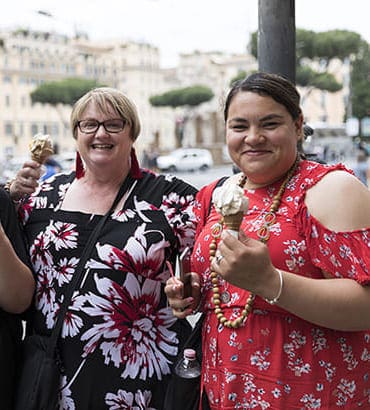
[209, 156, 300, 329]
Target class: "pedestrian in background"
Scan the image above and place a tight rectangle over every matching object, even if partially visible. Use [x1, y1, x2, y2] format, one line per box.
[166, 72, 370, 409]
[40, 156, 63, 181]
[353, 144, 369, 186]
[8, 87, 197, 409]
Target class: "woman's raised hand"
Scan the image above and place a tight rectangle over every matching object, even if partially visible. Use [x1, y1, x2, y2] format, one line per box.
[9, 160, 42, 202]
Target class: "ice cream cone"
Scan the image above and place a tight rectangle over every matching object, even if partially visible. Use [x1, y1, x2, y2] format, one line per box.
[223, 212, 244, 232]
[29, 134, 54, 164]
[212, 177, 249, 237]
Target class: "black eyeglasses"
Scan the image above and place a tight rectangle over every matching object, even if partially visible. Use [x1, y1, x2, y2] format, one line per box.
[77, 119, 126, 134]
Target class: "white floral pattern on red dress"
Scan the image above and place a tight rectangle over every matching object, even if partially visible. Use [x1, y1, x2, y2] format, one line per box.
[193, 160, 370, 409]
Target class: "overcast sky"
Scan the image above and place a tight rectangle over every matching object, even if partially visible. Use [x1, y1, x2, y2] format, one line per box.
[1, 0, 369, 68]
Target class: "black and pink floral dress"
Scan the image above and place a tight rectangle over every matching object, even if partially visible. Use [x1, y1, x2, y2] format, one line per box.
[19, 170, 197, 409]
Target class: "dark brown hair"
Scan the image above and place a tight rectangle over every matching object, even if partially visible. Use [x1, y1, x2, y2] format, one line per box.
[224, 72, 302, 121]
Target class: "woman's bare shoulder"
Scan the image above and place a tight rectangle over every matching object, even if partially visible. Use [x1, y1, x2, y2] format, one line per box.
[305, 170, 370, 231]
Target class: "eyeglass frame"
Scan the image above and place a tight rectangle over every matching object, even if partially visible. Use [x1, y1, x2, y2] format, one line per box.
[77, 118, 126, 134]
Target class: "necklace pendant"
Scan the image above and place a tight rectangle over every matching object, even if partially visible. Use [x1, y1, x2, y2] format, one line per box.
[263, 211, 276, 224]
[211, 222, 223, 238]
[221, 290, 231, 303]
[257, 225, 270, 241]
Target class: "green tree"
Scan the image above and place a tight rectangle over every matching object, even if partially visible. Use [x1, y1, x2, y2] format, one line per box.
[351, 41, 370, 134]
[149, 85, 213, 108]
[149, 85, 214, 147]
[250, 29, 365, 117]
[296, 29, 362, 107]
[31, 78, 104, 136]
[250, 29, 348, 92]
[31, 78, 103, 106]
[230, 70, 250, 86]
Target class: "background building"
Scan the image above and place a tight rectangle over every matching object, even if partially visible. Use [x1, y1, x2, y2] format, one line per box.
[0, 27, 349, 164]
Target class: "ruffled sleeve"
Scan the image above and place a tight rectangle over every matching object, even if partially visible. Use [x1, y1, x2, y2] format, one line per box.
[296, 195, 370, 286]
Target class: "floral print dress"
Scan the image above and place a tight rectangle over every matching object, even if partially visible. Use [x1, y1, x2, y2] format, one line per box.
[19, 170, 197, 409]
[193, 160, 370, 409]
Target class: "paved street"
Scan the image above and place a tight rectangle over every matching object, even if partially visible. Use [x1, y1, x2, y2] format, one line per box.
[163, 164, 233, 189]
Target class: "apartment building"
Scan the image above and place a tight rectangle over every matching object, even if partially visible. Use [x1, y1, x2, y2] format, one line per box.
[0, 29, 170, 158]
[0, 27, 348, 164]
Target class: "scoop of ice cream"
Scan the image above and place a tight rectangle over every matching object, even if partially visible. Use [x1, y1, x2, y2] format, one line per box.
[213, 181, 249, 216]
[29, 133, 54, 164]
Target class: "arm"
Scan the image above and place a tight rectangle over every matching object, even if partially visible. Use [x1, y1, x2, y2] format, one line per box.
[213, 171, 370, 331]
[214, 232, 370, 331]
[0, 222, 34, 314]
[272, 271, 370, 331]
[288, 170, 370, 330]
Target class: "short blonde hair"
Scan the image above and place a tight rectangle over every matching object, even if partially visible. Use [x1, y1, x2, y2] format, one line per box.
[70, 87, 141, 141]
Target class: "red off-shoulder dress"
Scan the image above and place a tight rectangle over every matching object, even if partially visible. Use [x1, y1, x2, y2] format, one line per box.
[193, 160, 370, 409]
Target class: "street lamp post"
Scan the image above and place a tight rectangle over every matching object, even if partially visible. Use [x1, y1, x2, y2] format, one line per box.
[257, 0, 296, 83]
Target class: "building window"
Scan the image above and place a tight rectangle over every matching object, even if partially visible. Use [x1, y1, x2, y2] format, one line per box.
[51, 123, 59, 136]
[5, 95, 10, 106]
[5, 122, 13, 136]
[31, 123, 38, 135]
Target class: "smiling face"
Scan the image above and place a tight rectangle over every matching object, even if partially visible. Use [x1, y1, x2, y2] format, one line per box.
[226, 91, 303, 188]
[76, 100, 133, 177]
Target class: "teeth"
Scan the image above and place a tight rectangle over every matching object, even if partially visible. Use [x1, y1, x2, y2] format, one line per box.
[92, 144, 113, 149]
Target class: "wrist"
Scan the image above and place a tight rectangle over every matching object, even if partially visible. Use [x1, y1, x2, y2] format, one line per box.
[264, 269, 284, 305]
[3, 178, 24, 204]
[3, 179, 14, 193]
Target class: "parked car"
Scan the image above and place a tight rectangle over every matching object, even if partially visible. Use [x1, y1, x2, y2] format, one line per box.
[156, 148, 213, 172]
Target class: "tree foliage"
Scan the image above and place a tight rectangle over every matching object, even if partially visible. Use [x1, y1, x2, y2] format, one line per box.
[149, 85, 214, 108]
[351, 41, 370, 119]
[230, 70, 249, 86]
[230, 66, 342, 94]
[249, 28, 370, 119]
[250, 29, 365, 93]
[296, 29, 362, 63]
[31, 78, 104, 106]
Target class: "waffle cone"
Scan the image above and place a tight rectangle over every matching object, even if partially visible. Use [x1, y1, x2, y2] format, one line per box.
[223, 212, 244, 231]
[30, 136, 54, 164]
[31, 148, 53, 164]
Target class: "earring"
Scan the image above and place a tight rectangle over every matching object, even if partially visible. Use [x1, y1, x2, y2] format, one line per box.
[75, 151, 85, 179]
[130, 147, 143, 179]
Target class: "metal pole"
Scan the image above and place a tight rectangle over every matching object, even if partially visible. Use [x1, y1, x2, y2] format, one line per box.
[258, 0, 296, 83]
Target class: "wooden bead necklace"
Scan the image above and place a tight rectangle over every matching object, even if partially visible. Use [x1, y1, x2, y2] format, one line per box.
[209, 157, 300, 329]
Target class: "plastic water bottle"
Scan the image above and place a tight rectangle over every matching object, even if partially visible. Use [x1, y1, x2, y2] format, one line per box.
[174, 348, 201, 379]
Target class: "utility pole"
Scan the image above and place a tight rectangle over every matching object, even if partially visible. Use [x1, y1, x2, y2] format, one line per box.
[257, 0, 296, 83]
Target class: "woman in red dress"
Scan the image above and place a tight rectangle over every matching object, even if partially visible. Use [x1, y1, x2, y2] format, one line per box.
[166, 72, 370, 409]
